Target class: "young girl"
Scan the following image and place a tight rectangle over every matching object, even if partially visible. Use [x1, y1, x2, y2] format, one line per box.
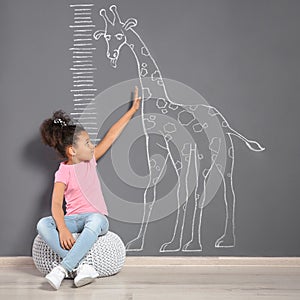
[36, 87, 141, 290]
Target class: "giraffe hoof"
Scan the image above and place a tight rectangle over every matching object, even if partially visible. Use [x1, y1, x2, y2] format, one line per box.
[215, 234, 235, 248]
[159, 241, 181, 252]
[182, 241, 202, 252]
[125, 236, 144, 251]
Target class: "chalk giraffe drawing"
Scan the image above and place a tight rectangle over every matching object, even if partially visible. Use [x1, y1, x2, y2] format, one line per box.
[93, 5, 265, 252]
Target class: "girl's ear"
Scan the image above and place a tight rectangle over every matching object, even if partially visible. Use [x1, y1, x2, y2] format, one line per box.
[67, 146, 76, 157]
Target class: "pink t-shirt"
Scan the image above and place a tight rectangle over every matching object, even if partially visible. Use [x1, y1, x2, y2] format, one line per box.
[54, 154, 108, 216]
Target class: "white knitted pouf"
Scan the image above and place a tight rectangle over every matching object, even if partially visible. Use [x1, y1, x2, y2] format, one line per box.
[32, 231, 126, 278]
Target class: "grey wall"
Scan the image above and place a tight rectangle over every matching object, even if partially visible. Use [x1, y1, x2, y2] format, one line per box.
[1, 0, 299, 256]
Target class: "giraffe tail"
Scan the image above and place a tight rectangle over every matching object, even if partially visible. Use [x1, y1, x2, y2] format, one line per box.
[200, 104, 265, 152]
[226, 127, 265, 152]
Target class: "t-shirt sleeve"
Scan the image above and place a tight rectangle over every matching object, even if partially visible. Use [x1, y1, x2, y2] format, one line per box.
[54, 165, 69, 185]
[93, 153, 97, 166]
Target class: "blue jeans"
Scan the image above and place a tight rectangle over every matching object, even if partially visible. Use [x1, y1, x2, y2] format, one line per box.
[36, 212, 109, 272]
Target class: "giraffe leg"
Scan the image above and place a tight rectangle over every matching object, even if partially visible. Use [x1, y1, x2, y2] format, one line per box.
[181, 146, 205, 252]
[181, 145, 213, 252]
[126, 135, 171, 251]
[215, 134, 236, 248]
[159, 144, 191, 252]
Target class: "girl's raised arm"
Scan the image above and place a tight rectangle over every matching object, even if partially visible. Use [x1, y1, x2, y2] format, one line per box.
[94, 86, 141, 161]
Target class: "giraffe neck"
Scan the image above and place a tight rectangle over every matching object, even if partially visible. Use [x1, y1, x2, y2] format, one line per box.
[125, 29, 169, 102]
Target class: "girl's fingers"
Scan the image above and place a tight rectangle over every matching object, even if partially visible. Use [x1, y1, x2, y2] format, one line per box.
[67, 241, 73, 249]
[67, 238, 74, 249]
[63, 241, 68, 250]
[61, 239, 74, 250]
[61, 240, 66, 250]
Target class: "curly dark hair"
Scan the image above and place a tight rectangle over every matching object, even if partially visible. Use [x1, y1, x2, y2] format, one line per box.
[39, 109, 85, 159]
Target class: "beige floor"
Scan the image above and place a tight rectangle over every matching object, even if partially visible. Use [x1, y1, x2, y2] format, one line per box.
[0, 257, 300, 300]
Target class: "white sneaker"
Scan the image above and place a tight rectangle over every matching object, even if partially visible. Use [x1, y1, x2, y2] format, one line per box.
[74, 264, 99, 288]
[45, 265, 67, 290]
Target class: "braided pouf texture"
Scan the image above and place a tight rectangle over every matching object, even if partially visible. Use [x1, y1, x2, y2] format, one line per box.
[32, 231, 126, 278]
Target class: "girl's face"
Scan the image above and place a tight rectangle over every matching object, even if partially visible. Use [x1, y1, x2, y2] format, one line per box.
[73, 131, 95, 162]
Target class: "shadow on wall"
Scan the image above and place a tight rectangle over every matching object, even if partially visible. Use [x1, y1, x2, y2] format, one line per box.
[19, 134, 62, 255]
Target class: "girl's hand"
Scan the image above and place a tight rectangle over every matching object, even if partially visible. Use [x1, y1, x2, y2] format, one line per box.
[131, 86, 141, 113]
[59, 228, 76, 250]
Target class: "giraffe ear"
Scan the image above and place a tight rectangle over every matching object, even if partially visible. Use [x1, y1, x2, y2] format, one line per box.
[123, 18, 137, 31]
[93, 30, 105, 40]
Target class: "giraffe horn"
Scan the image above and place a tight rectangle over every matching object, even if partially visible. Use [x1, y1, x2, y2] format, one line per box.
[109, 5, 116, 25]
[99, 9, 108, 30]
[100, 8, 113, 26]
[110, 5, 123, 25]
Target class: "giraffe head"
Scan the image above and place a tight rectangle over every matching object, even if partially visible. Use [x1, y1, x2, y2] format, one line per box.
[93, 5, 137, 68]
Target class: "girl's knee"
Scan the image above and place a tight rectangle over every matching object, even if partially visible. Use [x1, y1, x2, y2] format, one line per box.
[36, 216, 55, 234]
[85, 213, 109, 236]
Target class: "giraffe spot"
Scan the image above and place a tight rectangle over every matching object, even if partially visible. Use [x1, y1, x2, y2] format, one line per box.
[188, 105, 198, 111]
[149, 159, 156, 168]
[144, 118, 156, 130]
[168, 103, 178, 110]
[181, 143, 191, 156]
[140, 68, 148, 77]
[209, 137, 221, 154]
[153, 177, 159, 184]
[208, 106, 219, 116]
[142, 62, 147, 67]
[216, 163, 222, 172]
[202, 168, 210, 178]
[198, 153, 204, 160]
[156, 98, 167, 108]
[141, 46, 150, 56]
[149, 114, 156, 120]
[151, 70, 160, 81]
[222, 120, 229, 127]
[164, 122, 176, 133]
[164, 134, 172, 142]
[198, 198, 204, 209]
[175, 160, 182, 171]
[178, 110, 195, 126]
[203, 123, 208, 129]
[211, 154, 217, 161]
[228, 146, 233, 158]
[193, 123, 203, 133]
[142, 87, 152, 101]
[161, 109, 168, 114]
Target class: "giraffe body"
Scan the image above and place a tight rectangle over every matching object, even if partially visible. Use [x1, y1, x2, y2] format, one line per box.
[93, 5, 265, 252]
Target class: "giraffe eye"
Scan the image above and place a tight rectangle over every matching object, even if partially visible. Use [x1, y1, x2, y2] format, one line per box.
[115, 33, 123, 41]
[105, 34, 111, 41]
